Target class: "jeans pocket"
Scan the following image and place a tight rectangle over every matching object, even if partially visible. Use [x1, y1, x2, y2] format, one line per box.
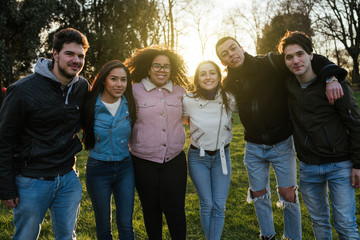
[188, 147, 200, 160]
[15, 175, 36, 188]
[273, 137, 293, 155]
[299, 161, 310, 171]
[86, 157, 104, 167]
[333, 160, 352, 169]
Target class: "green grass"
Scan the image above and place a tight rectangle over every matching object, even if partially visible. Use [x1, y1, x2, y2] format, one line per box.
[1, 102, 360, 239]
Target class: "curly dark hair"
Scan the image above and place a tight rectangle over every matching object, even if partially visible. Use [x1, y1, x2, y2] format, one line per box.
[124, 45, 189, 87]
[53, 28, 90, 54]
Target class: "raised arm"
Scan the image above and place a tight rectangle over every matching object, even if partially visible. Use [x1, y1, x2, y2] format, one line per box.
[312, 54, 348, 105]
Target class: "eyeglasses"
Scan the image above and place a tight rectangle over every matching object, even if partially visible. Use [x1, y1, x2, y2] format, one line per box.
[151, 63, 171, 73]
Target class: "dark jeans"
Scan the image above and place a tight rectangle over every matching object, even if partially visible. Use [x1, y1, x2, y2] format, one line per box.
[132, 151, 187, 240]
[86, 156, 135, 240]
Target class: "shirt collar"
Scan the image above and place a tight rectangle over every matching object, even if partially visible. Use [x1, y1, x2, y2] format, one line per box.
[141, 77, 173, 92]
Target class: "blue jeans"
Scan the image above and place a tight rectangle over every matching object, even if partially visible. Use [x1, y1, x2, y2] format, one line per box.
[244, 136, 301, 239]
[86, 156, 135, 240]
[299, 160, 359, 240]
[12, 170, 82, 240]
[188, 147, 231, 240]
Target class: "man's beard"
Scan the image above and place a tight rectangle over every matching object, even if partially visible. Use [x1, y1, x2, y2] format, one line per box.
[58, 62, 79, 80]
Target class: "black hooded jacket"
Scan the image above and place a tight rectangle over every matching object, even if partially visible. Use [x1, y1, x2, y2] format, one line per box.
[224, 52, 345, 145]
[0, 58, 89, 200]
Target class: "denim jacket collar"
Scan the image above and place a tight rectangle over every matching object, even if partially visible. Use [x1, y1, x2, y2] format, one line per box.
[95, 94, 128, 120]
[141, 77, 173, 92]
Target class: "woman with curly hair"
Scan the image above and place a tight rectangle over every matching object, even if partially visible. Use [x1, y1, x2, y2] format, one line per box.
[82, 60, 136, 240]
[125, 45, 189, 240]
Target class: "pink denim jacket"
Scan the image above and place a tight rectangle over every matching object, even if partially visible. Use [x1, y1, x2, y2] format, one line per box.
[130, 78, 186, 163]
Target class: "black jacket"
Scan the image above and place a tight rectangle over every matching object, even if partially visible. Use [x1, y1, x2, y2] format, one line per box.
[287, 77, 360, 168]
[224, 52, 345, 145]
[0, 70, 89, 200]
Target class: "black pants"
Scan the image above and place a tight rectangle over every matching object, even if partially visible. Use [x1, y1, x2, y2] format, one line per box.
[132, 151, 187, 240]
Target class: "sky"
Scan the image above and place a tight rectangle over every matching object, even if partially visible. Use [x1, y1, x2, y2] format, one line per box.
[176, 0, 256, 75]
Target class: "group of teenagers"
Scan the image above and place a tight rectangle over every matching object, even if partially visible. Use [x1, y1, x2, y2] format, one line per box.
[0, 27, 359, 240]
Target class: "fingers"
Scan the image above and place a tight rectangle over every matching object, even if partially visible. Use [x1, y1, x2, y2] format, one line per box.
[325, 81, 344, 105]
[1, 198, 19, 208]
[326, 93, 335, 105]
[351, 169, 360, 189]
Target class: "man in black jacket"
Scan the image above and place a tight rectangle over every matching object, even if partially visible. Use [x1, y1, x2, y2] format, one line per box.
[216, 37, 344, 240]
[279, 30, 360, 240]
[0, 28, 90, 240]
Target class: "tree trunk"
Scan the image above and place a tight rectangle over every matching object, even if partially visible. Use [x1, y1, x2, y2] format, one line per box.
[352, 55, 360, 86]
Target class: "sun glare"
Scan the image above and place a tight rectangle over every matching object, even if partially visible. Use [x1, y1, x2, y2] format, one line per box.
[176, 0, 255, 79]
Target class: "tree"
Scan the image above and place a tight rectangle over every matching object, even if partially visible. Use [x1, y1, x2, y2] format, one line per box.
[257, 12, 314, 54]
[221, 0, 274, 52]
[314, 0, 360, 84]
[0, 0, 58, 87]
[179, 0, 214, 57]
[47, 0, 161, 80]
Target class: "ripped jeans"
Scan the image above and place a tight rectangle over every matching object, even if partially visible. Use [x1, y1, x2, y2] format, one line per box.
[244, 136, 301, 240]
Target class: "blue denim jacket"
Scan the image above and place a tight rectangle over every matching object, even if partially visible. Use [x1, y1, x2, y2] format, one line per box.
[89, 94, 131, 161]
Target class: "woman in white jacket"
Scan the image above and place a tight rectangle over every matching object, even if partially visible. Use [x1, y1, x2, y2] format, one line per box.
[183, 60, 237, 240]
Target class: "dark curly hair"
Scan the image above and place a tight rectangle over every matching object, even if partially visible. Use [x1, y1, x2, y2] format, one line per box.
[53, 28, 90, 54]
[124, 45, 189, 87]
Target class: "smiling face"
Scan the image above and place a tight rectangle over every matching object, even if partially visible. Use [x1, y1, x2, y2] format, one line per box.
[216, 39, 245, 69]
[101, 68, 128, 103]
[149, 55, 171, 87]
[284, 44, 314, 83]
[196, 62, 220, 91]
[52, 42, 85, 86]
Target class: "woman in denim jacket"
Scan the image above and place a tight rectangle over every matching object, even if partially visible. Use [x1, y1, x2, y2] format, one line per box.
[182, 60, 237, 240]
[82, 60, 136, 240]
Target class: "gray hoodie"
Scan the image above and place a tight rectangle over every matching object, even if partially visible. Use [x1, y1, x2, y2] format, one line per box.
[34, 57, 79, 104]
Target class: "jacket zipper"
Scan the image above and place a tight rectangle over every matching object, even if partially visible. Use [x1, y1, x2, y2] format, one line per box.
[300, 89, 304, 123]
[348, 108, 358, 125]
[215, 102, 224, 150]
[97, 134, 101, 152]
[109, 129, 113, 161]
[322, 125, 336, 153]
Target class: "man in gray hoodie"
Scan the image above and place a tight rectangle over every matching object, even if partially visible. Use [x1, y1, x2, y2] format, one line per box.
[0, 28, 89, 240]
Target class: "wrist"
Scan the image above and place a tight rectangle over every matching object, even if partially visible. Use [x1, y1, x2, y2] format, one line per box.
[326, 76, 338, 84]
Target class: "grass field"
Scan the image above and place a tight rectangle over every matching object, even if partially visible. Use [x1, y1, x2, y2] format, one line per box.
[1, 92, 360, 240]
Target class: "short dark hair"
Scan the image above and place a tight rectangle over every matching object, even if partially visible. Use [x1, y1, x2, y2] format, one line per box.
[53, 28, 90, 54]
[215, 36, 241, 58]
[278, 30, 313, 54]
